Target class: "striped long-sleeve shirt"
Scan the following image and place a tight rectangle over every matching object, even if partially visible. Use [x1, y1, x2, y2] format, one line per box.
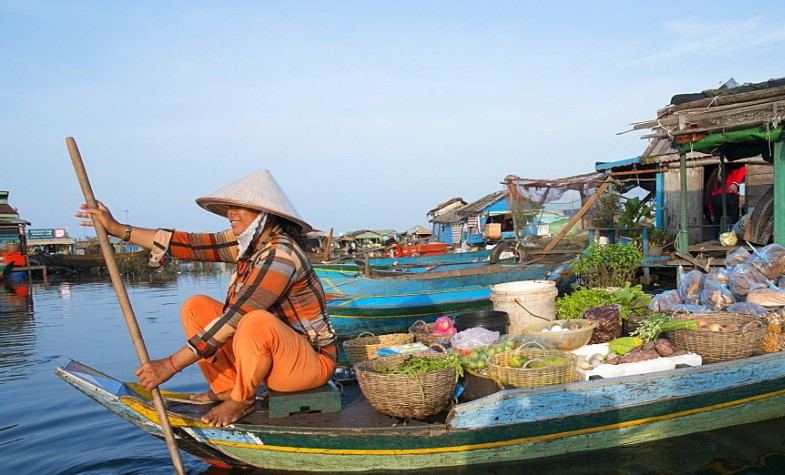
[151, 225, 336, 358]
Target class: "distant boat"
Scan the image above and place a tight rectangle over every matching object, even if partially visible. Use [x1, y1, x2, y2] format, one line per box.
[31, 249, 148, 271]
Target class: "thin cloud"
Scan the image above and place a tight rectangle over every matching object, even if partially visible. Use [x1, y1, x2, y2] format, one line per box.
[632, 17, 785, 66]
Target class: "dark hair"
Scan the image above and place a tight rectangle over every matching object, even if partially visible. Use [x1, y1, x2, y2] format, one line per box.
[274, 216, 309, 249]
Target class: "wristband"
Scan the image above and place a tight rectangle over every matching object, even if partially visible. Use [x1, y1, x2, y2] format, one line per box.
[122, 224, 133, 241]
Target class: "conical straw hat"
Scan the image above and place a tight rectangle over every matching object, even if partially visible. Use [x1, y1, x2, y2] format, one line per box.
[196, 170, 312, 233]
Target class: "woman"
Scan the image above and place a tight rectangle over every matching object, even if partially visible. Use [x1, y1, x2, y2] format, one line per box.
[76, 170, 337, 427]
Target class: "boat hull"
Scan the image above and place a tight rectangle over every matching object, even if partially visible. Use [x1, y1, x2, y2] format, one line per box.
[56, 352, 785, 472]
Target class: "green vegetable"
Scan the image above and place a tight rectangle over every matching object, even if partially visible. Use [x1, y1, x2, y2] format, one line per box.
[556, 284, 652, 320]
[380, 353, 464, 381]
[573, 243, 643, 288]
[556, 289, 612, 319]
[631, 314, 699, 342]
[608, 336, 643, 356]
[609, 283, 652, 319]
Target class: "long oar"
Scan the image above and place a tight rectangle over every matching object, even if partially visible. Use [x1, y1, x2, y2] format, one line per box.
[66, 137, 186, 475]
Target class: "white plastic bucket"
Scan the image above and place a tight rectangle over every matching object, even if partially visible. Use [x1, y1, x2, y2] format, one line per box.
[490, 280, 558, 335]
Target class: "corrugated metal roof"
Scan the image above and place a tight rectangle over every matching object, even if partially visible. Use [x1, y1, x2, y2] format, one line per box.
[427, 197, 466, 215]
[456, 191, 506, 217]
[432, 209, 463, 224]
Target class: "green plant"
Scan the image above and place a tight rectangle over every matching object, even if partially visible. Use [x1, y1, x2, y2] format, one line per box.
[608, 283, 652, 318]
[572, 243, 643, 288]
[618, 197, 654, 230]
[648, 228, 671, 247]
[591, 191, 620, 229]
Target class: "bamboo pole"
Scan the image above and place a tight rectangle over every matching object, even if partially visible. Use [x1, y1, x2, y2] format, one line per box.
[66, 137, 186, 475]
[543, 180, 611, 253]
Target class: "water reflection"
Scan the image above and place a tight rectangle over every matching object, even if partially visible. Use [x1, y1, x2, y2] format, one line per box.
[0, 284, 35, 384]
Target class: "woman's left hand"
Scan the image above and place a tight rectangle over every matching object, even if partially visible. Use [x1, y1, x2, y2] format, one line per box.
[135, 358, 176, 391]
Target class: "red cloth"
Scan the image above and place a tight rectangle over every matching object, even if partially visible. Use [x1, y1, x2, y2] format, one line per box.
[2, 252, 26, 267]
[710, 166, 746, 197]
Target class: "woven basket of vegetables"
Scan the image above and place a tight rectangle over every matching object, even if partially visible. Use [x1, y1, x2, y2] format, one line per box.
[668, 312, 766, 363]
[488, 348, 576, 388]
[355, 351, 462, 419]
[408, 321, 452, 347]
[343, 332, 414, 365]
[521, 319, 596, 351]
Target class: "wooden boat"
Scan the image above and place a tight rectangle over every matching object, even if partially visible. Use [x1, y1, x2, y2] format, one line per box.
[332, 248, 490, 268]
[328, 286, 493, 337]
[31, 249, 148, 271]
[321, 262, 566, 297]
[56, 351, 785, 472]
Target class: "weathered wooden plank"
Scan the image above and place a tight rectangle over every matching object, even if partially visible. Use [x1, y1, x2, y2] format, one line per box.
[664, 167, 704, 244]
[448, 352, 785, 429]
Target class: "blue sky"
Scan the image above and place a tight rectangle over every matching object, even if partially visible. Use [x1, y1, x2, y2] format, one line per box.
[2, 1, 785, 237]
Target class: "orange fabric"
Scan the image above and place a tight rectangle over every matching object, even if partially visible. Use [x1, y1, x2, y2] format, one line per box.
[2, 252, 26, 267]
[180, 295, 336, 400]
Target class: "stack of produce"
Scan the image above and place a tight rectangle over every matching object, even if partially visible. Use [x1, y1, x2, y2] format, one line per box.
[649, 244, 785, 314]
[555, 284, 651, 343]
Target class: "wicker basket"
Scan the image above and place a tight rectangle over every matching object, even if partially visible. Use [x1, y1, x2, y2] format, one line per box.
[342, 332, 414, 365]
[520, 319, 596, 351]
[354, 352, 457, 419]
[668, 312, 766, 363]
[408, 320, 452, 347]
[488, 348, 577, 388]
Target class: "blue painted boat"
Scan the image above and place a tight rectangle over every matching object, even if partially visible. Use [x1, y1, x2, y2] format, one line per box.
[328, 286, 493, 337]
[56, 351, 785, 472]
[321, 263, 559, 297]
[325, 262, 572, 338]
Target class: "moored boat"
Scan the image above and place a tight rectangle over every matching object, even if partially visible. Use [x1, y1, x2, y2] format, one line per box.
[321, 262, 566, 297]
[31, 249, 148, 271]
[56, 351, 785, 472]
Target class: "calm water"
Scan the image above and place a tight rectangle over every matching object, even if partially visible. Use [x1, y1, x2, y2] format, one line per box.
[2, 273, 785, 475]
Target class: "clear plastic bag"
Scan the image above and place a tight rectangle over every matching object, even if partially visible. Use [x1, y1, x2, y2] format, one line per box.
[725, 247, 752, 267]
[707, 268, 729, 286]
[679, 270, 705, 305]
[648, 289, 683, 313]
[751, 243, 785, 279]
[699, 280, 736, 310]
[450, 327, 500, 353]
[726, 302, 769, 315]
[727, 263, 769, 298]
[672, 304, 713, 313]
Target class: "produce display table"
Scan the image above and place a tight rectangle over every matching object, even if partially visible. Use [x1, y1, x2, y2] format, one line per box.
[572, 343, 702, 381]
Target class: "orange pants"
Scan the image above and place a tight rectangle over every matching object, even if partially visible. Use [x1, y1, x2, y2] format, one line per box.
[180, 295, 336, 401]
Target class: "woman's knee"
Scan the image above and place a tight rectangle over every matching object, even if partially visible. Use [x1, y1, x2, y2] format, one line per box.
[180, 294, 222, 329]
[236, 310, 281, 334]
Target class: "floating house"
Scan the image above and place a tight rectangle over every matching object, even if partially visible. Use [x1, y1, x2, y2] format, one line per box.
[609, 76, 784, 252]
[0, 191, 30, 250]
[26, 228, 76, 255]
[428, 198, 466, 244]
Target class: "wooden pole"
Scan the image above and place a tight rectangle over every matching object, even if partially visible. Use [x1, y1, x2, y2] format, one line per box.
[66, 137, 186, 475]
[543, 180, 611, 253]
[323, 228, 333, 262]
[678, 152, 690, 252]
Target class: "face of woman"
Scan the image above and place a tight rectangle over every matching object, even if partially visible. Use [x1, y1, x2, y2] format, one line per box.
[226, 207, 262, 236]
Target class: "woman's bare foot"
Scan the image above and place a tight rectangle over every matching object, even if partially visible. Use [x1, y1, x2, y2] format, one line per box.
[201, 399, 255, 427]
[190, 390, 231, 404]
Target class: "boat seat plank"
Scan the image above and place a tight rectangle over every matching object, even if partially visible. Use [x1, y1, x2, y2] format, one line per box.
[166, 383, 448, 429]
